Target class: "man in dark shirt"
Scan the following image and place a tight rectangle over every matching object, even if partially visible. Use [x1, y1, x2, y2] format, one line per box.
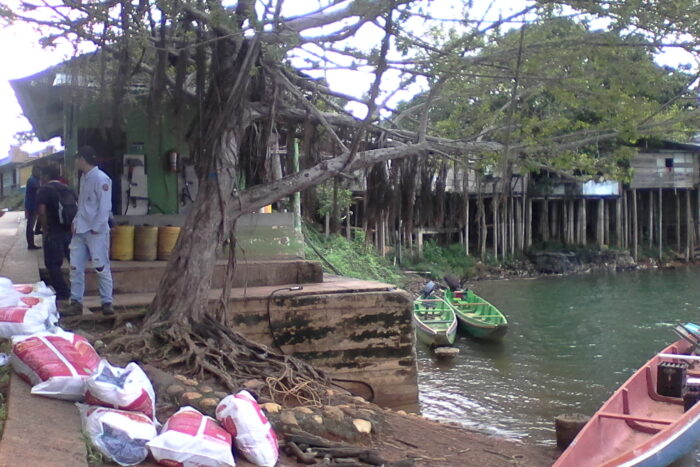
[24, 165, 40, 250]
[36, 166, 73, 302]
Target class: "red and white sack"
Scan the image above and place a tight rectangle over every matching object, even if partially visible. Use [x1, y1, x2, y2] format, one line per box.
[0, 304, 58, 338]
[0, 277, 20, 307]
[216, 390, 279, 467]
[11, 329, 101, 400]
[148, 406, 235, 467]
[13, 281, 55, 297]
[78, 404, 157, 466]
[85, 360, 157, 421]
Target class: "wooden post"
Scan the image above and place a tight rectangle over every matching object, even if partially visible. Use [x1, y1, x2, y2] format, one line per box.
[658, 188, 663, 260]
[575, 199, 582, 244]
[514, 197, 521, 253]
[563, 200, 569, 244]
[542, 198, 550, 242]
[649, 190, 654, 249]
[632, 189, 638, 260]
[551, 200, 559, 241]
[581, 198, 588, 245]
[686, 189, 692, 261]
[493, 197, 499, 260]
[417, 229, 423, 257]
[604, 199, 610, 246]
[346, 205, 352, 241]
[526, 198, 532, 249]
[597, 198, 604, 247]
[569, 200, 575, 245]
[676, 189, 681, 254]
[616, 197, 622, 248]
[622, 190, 628, 249]
[510, 196, 515, 255]
[465, 195, 470, 256]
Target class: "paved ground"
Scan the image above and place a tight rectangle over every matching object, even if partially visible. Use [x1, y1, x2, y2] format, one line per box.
[0, 212, 89, 467]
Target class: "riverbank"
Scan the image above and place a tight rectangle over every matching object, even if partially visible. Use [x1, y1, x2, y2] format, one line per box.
[62, 316, 557, 466]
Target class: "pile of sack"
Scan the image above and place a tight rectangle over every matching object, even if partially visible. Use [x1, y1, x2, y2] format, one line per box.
[0, 277, 280, 467]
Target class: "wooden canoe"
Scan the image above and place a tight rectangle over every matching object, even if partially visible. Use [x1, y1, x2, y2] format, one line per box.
[554, 337, 700, 467]
[413, 297, 458, 348]
[444, 289, 508, 339]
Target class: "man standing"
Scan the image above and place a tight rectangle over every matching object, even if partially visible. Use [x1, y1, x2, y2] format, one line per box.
[36, 165, 74, 304]
[24, 165, 41, 250]
[63, 146, 114, 315]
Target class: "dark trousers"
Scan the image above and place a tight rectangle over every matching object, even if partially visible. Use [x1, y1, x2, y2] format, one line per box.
[25, 211, 38, 248]
[43, 231, 71, 300]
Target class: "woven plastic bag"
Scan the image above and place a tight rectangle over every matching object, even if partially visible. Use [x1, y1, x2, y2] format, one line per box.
[216, 390, 279, 467]
[85, 360, 157, 421]
[78, 404, 157, 466]
[11, 329, 101, 400]
[148, 406, 235, 467]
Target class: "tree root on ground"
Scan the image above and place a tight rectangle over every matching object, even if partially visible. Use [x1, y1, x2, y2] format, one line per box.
[104, 312, 331, 406]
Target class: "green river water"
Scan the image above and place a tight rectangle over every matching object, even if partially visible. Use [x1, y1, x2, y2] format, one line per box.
[416, 266, 700, 462]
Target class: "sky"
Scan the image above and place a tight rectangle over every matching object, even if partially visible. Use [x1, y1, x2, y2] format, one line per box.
[0, 0, 694, 161]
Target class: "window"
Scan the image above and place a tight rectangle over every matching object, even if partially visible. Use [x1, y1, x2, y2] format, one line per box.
[665, 158, 674, 172]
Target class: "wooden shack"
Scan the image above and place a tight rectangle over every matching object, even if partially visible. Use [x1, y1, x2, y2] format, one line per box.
[628, 140, 700, 260]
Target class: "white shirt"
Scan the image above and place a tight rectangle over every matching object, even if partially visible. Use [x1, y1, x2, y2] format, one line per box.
[74, 166, 112, 234]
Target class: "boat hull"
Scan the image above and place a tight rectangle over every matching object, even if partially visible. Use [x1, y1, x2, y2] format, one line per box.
[446, 290, 508, 340]
[554, 338, 700, 467]
[414, 319, 457, 347]
[413, 297, 458, 348]
[456, 318, 508, 340]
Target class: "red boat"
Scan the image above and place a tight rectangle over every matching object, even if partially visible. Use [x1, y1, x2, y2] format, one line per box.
[554, 336, 700, 467]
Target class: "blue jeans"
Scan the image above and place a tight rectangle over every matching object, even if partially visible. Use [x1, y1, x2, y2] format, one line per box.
[43, 230, 71, 300]
[70, 231, 113, 304]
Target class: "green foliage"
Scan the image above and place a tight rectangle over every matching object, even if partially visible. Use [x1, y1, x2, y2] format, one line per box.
[403, 16, 697, 181]
[304, 227, 405, 286]
[81, 430, 105, 466]
[315, 181, 353, 218]
[406, 241, 475, 280]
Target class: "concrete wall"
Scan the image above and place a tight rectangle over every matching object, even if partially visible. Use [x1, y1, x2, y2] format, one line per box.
[220, 284, 418, 409]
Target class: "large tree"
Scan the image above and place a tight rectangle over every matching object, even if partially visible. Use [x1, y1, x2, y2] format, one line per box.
[5, 0, 700, 390]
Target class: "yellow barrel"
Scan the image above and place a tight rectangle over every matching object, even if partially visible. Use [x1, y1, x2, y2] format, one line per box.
[157, 226, 181, 260]
[134, 226, 158, 261]
[110, 225, 135, 261]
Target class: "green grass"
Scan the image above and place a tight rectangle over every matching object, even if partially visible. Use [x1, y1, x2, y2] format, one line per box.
[81, 430, 106, 466]
[0, 193, 24, 211]
[404, 241, 476, 281]
[304, 227, 405, 286]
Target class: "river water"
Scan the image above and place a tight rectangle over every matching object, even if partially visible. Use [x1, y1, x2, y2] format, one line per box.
[416, 267, 700, 460]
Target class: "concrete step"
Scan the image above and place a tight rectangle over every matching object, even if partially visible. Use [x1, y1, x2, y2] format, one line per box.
[42, 259, 323, 295]
[83, 277, 397, 311]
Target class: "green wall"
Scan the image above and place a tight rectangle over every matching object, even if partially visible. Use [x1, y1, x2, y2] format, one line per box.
[63, 100, 189, 214]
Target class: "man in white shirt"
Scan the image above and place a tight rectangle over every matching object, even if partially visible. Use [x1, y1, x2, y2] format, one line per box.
[63, 146, 114, 316]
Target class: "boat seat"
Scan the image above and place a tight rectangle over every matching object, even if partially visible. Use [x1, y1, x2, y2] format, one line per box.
[426, 319, 453, 324]
[597, 412, 672, 425]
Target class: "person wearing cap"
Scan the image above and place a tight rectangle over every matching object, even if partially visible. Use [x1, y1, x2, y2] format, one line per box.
[63, 146, 114, 316]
